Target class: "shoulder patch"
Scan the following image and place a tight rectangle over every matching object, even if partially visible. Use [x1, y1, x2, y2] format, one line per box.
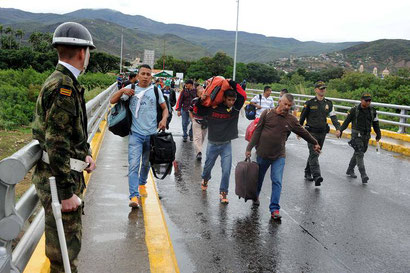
[60, 88, 72, 96]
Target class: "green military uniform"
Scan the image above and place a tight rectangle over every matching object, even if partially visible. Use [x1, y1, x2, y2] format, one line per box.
[299, 97, 340, 181]
[32, 63, 91, 273]
[340, 103, 381, 182]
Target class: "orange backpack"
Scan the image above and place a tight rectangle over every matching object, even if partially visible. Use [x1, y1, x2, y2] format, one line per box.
[201, 76, 233, 107]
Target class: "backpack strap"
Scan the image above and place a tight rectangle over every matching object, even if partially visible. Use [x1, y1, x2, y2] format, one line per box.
[151, 163, 173, 180]
[259, 94, 262, 105]
[131, 83, 135, 90]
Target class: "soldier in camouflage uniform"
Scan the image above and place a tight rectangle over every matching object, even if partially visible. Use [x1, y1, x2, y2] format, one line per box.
[338, 93, 381, 184]
[32, 22, 96, 273]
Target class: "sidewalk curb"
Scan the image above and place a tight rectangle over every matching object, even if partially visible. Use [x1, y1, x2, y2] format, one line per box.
[329, 128, 410, 157]
[142, 171, 180, 273]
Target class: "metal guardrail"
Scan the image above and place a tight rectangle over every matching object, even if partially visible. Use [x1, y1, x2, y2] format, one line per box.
[0, 82, 117, 273]
[246, 89, 410, 133]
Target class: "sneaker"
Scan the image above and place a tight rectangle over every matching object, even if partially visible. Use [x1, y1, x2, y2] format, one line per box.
[196, 152, 202, 161]
[346, 169, 357, 178]
[190, 136, 193, 141]
[201, 180, 208, 191]
[314, 176, 323, 186]
[362, 176, 369, 184]
[183, 138, 187, 142]
[304, 173, 314, 181]
[129, 196, 140, 208]
[139, 185, 148, 197]
[220, 192, 229, 204]
[252, 198, 260, 207]
[271, 210, 282, 220]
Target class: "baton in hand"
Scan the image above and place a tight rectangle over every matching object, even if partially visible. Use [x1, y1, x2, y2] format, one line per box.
[49, 176, 72, 273]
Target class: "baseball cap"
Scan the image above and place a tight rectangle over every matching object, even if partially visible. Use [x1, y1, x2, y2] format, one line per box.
[315, 81, 327, 89]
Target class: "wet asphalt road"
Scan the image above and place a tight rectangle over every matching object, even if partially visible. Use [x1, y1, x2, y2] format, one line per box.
[157, 114, 410, 273]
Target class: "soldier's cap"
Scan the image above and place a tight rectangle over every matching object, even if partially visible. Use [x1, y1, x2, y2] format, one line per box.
[361, 93, 372, 100]
[315, 81, 327, 89]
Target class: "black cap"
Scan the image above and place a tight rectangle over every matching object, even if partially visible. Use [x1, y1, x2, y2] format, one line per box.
[315, 81, 327, 89]
[361, 93, 372, 100]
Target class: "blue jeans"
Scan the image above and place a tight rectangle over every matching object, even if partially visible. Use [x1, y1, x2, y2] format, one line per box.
[201, 142, 232, 193]
[256, 156, 286, 212]
[181, 110, 192, 139]
[128, 132, 151, 199]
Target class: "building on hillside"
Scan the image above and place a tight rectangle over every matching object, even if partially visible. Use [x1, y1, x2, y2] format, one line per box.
[359, 64, 364, 73]
[382, 68, 390, 78]
[373, 67, 378, 77]
[143, 50, 155, 69]
[130, 57, 143, 69]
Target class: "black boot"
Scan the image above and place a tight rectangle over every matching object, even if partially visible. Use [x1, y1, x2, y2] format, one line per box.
[304, 173, 314, 181]
[346, 169, 357, 178]
[314, 176, 323, 186]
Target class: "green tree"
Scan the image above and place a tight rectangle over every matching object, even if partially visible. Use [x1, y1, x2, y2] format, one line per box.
[88, 51, 120, 73]
[0, 25, 3, 49]
[210, 52, 233, 76]
[246, 63, 280, 84]
[4, 27, 14, 49]
[15, 29, 24, 48]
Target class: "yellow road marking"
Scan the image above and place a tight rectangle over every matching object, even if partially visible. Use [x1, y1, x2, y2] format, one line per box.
[141, 171, 180, 273]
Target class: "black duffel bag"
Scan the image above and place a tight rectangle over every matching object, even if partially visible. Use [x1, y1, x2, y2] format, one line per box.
[150, 131, 176, 179]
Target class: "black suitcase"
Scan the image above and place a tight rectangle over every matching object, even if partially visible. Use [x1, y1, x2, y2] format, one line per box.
[235, 158, 259, 202]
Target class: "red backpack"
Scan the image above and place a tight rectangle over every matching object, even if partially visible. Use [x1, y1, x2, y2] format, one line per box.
[201, 76, 233, 107]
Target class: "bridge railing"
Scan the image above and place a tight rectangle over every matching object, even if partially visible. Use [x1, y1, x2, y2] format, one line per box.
[246, 89, 410, 134]
[0, 82, 117, 273]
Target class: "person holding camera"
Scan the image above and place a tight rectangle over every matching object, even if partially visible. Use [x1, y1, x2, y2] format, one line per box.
[299, 81, 341, 186]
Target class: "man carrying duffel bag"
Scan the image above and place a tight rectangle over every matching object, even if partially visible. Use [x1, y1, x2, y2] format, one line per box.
[110, 64, 168, 208]
[245, 93, 320, 220]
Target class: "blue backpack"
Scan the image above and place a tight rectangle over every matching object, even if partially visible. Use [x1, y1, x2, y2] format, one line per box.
[245, 94, 261, 120]
[107, 84, 133, 137]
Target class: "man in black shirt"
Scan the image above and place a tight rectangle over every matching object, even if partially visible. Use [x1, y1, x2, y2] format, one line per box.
[338, 93, 381, 183]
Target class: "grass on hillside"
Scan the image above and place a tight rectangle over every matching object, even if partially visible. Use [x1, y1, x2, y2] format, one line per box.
[1, 85, 108, 200]
[0, 127, 33, 200]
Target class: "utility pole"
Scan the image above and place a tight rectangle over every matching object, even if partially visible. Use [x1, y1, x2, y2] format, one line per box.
[162, 39, 165, 71]
[120, 28, 123, 74]
[233, 0, 240, 81]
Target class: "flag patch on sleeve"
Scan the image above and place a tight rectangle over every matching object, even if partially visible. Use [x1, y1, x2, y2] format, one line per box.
[60, 88, 72, 96]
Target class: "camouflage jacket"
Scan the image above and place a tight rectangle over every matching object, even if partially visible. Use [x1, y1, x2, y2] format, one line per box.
[32, 64, 91, 200]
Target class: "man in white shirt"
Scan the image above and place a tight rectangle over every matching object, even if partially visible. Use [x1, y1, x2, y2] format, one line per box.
[250, 86, 275, 118]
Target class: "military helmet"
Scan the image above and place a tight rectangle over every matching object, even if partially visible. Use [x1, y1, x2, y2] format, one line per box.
[52, 22, 96, 49]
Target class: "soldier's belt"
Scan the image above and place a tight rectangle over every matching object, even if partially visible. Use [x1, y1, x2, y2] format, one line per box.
[42, 151, 89, 172]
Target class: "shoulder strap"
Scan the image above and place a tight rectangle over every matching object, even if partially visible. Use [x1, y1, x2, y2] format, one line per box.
[354, 105, 359, 126]
[151, 163, 173, 180]
[131, 83, 135, 90]
[259, 94, 262, 104]
[154, 86, 159, 104]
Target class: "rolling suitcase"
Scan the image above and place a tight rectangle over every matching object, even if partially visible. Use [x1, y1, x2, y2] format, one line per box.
[235, 158, 259, 202]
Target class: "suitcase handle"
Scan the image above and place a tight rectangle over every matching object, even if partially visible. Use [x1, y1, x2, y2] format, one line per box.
[244, 157, 251, 162]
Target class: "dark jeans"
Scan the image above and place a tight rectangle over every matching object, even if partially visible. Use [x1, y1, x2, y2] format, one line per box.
[181, 110, 192, 139]
[305, 132, 326, 178]
[347, 133, 370, 178]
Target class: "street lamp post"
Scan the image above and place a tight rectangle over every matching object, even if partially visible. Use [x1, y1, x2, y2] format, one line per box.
[120, 28, 123, 74]
[233, 0, 240, 81]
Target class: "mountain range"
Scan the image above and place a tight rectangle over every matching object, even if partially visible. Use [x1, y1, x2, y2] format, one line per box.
[0, 8, 409, 67]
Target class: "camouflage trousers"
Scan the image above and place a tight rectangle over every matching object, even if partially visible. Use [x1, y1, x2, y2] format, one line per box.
[347, 133, 370, 179]
[36, 187, 83, 273]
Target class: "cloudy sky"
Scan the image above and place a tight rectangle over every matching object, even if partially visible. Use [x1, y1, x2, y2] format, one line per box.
[1, 0, 410, 42]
